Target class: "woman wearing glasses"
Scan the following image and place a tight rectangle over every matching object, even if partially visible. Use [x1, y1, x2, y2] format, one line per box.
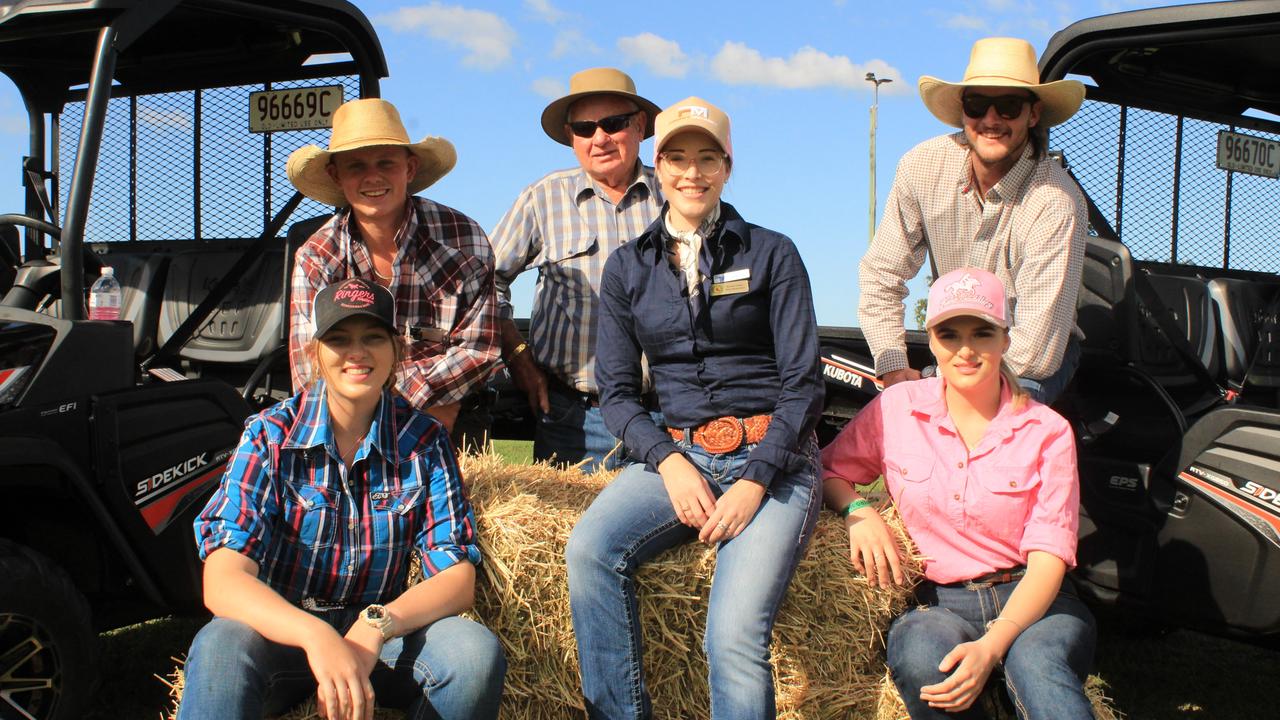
[566, 97, 824, 719]
[822, 268, 1095, 719]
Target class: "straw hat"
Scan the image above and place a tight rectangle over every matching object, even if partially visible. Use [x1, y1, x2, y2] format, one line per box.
[918, 37, 1085, 128]
[654, 97, 733, 161]
[540, 67, 661, 146]
[286, 98, 456, 207]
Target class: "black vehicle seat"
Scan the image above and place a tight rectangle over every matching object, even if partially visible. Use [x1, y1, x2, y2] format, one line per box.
[1207, 276, 1280, 389]
[1141, 270, 1221, 386]
[1076, 234, 1133, 362]
[157, 250, 284, 365]
[43, 252, 168, 356]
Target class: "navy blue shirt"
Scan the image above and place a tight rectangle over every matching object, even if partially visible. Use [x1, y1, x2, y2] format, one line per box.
[596, 202, 824, 487]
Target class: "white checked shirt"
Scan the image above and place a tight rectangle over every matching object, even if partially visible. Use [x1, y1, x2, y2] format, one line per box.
[859, 133, 1088, 380]
[491, 164, 662, 394]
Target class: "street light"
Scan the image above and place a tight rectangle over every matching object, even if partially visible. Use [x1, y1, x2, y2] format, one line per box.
[866, 72, 892, 244]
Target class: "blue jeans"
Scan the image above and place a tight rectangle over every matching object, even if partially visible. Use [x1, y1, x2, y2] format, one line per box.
[886, 577, 1095, 720]
[534, 382, 628, 473]
[1018, 335, 1081, 405]
[177, 612, 505, 720]
[565, 435, 822, 720]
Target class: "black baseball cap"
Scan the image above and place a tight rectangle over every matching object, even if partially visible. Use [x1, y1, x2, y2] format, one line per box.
[312, 278, 396, 338]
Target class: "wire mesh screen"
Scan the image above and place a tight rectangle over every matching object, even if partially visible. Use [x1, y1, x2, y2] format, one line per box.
[58, 75, 359, 243]
[1052, 97, 1280, 273]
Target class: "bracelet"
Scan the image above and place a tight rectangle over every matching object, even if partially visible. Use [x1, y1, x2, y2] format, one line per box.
[839, 498, 872, 518]
[985, 616, 1025, 634]
[507, 341, 529, 361]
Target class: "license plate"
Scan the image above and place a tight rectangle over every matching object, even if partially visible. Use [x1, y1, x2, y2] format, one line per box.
[249, 85, 344, 133]
[1216, 130, 1280, 178]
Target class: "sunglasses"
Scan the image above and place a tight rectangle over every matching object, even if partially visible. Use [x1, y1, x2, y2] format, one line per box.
[567, 110, 640, 138]
[961, 93, 1035, 120]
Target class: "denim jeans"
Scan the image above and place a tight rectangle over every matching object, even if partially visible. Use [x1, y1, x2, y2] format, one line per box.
[1018, 335, 1081, 405]
[565, 434, 822, 720]
[534, 382, 628, 473]
[177, 612, 505, 720]
[886, 576, 1096, 720]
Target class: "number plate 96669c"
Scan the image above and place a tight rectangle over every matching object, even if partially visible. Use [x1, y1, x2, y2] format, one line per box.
[1216, 130, 1280, 179]
[249, 85, 343, 133]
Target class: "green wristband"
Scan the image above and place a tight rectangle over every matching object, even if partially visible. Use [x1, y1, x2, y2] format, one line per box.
[839, 498, 872, 518]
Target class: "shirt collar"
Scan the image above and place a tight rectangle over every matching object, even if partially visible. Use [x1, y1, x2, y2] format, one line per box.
[337, 197, 419, 265]
[955, 134, 1037, 203]
[573, 162, 655, 205]
[282, 382, 399, 463]
[909, 375, 1037, 439]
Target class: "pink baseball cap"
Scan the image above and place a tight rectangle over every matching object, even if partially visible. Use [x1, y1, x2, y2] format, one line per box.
[925, 267, 1008, 329]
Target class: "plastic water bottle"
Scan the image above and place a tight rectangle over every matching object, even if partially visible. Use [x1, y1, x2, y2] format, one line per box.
[88, 266, 122, 321]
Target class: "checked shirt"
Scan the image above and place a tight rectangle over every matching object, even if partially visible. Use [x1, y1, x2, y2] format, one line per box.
[194, 383, 480, 606]
[290, 196, 500, 409]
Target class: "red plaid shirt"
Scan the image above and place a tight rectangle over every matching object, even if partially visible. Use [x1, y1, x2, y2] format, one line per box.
[290, 197, 499, 409]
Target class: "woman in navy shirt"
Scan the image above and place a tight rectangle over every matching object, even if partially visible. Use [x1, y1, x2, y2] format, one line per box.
[567, 97, 824, 719]
[180, 278, 504, 720]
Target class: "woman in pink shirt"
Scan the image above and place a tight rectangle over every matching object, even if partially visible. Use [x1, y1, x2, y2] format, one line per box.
[821, 267, 1094, 719]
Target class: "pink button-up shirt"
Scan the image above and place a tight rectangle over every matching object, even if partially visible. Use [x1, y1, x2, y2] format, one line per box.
[820, 377, 1079, 584]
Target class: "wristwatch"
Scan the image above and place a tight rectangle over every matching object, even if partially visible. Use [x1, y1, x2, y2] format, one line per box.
[360, 604, 395, 641]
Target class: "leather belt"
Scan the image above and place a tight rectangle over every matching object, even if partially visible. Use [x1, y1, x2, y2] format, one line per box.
[938, 566, 1028, 588]
[669, 414, 771, 454]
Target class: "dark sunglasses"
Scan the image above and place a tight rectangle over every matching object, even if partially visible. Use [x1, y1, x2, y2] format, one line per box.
[961, 93, 1035, 120]
[567, 110, 639, 138]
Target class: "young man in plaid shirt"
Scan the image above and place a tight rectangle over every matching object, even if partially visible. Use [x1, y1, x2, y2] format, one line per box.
[286, 98, 499, 445]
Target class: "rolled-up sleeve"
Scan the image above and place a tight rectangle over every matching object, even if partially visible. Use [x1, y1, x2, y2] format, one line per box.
[415, 428, 482, 576]
[193, 422, 278, 565]
[489, 186, 543, 321]
[1019, 416, 1080, 567]
[819, 394, 887, 487]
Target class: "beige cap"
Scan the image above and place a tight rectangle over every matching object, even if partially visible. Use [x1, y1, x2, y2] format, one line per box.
[654, 96, 733, 161]
[540, 67, 661, 146]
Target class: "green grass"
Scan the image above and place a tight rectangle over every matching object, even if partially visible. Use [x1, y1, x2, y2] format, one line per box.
[490, 438, 533, 465]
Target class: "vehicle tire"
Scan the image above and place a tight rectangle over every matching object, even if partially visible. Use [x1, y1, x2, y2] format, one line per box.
[0, 539, 97, 720]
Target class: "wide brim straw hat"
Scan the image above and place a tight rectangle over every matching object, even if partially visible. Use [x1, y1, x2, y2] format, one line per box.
[654, 96, 733, 162]
[540, 67, 661, 146]
[918, 37, 1085, 129]
[286, 98, 456, 207]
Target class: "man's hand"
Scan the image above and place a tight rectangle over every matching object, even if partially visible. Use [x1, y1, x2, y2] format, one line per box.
[880, 368, 922, 387]
[507, 350, 550, 415]
[658, 453, 716, 527]
[303, 626, 375, 720]
[699, 479, 765, 544]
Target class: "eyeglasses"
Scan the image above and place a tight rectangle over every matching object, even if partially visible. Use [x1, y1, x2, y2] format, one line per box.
[961, 93, 1035, 120]
[567, 110, 640, 139]
[658, 151, 727, 177]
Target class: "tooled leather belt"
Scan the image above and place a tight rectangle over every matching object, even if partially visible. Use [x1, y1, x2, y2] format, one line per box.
[668, 414, 772, 454]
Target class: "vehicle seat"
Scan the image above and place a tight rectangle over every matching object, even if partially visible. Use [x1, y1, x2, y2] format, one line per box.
[156, 250, 285, 364]
[1207, 277, 1280, 390]
[1141, 270, 1221, 386]
[43, 252, 168, 356]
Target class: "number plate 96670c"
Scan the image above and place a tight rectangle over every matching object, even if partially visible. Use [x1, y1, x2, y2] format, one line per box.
[1216, 130, 1280, 179]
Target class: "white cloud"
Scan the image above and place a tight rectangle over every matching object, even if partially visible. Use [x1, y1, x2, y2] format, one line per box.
[617, 33, 689, 79]
[531, 77, 565, 99]
[946, 14, 989, 31]
[524, 0, 564, 24]
[552, 29, 599, 58]
[709, 42, 903, 91]
[377, 4, 516, 70]
[138, 105, 191, 130]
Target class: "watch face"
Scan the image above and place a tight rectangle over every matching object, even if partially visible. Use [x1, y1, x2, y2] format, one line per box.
[365, 605, 386, 621]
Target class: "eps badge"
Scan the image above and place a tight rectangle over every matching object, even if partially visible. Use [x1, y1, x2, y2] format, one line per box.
[711, 267, 750, 297]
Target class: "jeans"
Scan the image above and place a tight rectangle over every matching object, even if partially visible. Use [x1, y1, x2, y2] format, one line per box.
[565, 434, 822, 720]
[534, 382, 636, 473]
[886, 577, 1096, 720]
[1018, 335, 1081, 405]
[177, 612, 505, 720]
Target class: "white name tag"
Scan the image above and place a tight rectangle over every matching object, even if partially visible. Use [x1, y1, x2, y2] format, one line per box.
[713, 268, 750, 284]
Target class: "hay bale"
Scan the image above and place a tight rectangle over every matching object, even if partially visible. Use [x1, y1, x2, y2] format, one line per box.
[461, 451, 919, 719]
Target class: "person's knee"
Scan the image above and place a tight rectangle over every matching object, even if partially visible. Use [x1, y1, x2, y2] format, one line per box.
[187, 617, 272, 676]
[434, 619, 506, 695]
[886, 608, 974, 682]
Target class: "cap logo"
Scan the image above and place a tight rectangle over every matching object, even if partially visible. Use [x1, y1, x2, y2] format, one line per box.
[332, 279, 377, 309]
[942, 272, 993, 311]
[678, 106, 709, 119]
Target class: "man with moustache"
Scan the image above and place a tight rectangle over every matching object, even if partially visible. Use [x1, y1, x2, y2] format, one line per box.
[859, 37, 1088, 404]
[489, 68, 662, 470]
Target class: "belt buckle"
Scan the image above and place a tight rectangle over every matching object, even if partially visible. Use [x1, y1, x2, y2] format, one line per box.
[694, 417, 745, 454]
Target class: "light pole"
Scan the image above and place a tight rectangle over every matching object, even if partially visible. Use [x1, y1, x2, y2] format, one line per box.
[866, 72, 892, 244]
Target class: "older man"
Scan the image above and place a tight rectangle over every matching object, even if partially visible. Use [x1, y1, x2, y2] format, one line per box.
[859, 37, 1088, 404]
[287, 98, 499, 440]
[490, 68, 662, 470]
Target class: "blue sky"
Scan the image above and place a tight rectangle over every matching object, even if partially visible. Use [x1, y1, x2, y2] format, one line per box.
[0, 0, 1197, 326]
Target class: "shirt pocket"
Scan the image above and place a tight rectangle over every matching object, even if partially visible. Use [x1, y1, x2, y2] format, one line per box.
[370, 479, 426, 551]
[279, 481, 339, 551]
[885, 455, 936, 529]
[972, 465, 1041, 541]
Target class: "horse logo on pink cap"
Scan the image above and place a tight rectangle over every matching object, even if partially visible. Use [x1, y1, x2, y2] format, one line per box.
[925, 268, 1009, 329]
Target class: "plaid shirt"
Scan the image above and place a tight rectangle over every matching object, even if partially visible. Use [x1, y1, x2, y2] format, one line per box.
[490, 164, 661, 393]
[859, 133, 1087, 380]
[194, 384, 480, 606]
[290, 197, 499, 408]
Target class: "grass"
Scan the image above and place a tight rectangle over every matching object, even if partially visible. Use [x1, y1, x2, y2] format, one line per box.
[91, 440, 1280, 719]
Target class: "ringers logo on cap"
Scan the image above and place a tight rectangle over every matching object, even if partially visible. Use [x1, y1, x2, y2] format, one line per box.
[332, 278, 378, 309]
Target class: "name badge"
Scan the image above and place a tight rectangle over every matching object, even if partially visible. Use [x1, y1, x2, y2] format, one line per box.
[712, 268, 750, 284]
[710, 279, 749, 296]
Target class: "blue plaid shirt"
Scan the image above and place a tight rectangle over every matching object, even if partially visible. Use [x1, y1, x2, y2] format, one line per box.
[194, 383, 480, 606]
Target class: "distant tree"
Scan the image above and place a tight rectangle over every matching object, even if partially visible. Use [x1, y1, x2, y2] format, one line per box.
[913, 298, 927, 330]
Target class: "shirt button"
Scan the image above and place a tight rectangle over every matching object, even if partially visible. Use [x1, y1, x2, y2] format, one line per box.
[957, 461, 964, 469]
[953, 493, 961, 501]
[1009, 481, 1017, 488]
[349, 520, 357, 529]
[901, 469, 908, 476]
[347, 563, 355, 572]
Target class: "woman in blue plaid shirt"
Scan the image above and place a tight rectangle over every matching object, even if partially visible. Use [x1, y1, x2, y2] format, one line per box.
[178, 278, 505, 720]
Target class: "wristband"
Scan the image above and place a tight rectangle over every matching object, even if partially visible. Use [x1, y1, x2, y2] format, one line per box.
[839, 498, 872, 518]
[985, 616, 1025, 634]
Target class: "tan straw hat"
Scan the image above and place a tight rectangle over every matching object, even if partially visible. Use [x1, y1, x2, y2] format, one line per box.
[540, 67, 661, 146]
[918, 37, 1085, 128]
[654, 97, 733, 162]
[286, 98, 456, 207]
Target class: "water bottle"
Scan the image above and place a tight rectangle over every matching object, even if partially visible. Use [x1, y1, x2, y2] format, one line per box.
[88, 266, 122, 321]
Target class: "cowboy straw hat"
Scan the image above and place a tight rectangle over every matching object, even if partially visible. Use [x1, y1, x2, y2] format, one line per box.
[286, 98, 456, 207]
[540, 67, 662, 146]
[918, 37, 1085, 129]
